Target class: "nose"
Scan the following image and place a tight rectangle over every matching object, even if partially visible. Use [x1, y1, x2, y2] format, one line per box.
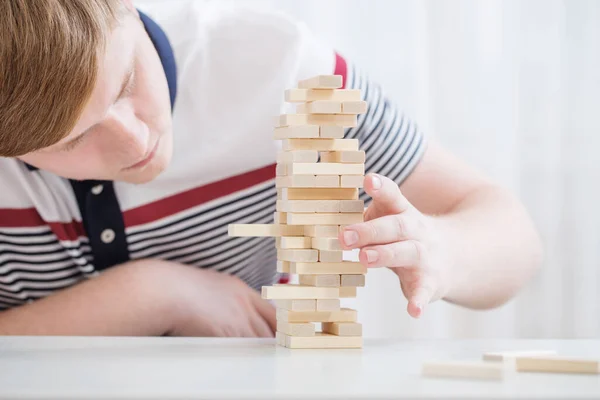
[104, 106, 150, 160]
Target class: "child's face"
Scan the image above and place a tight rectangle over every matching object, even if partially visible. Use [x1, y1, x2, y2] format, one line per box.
[18, 11, 173, 184]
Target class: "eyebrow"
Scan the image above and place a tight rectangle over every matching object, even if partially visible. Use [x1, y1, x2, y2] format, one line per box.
[58, 59, 136, 151]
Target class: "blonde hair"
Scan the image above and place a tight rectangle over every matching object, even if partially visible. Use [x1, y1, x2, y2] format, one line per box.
[0, 0, 125, 157]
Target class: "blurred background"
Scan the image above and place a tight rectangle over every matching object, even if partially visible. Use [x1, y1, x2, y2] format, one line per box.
[136, 0, 600, 340]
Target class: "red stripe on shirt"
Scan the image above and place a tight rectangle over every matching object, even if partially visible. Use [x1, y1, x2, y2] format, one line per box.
[334, 52, 347, 89]
[123, 163, 276, 228]
[0, 208, 86, 241]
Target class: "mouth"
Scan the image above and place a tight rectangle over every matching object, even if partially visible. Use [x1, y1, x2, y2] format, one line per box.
[124, 137, 160, 171]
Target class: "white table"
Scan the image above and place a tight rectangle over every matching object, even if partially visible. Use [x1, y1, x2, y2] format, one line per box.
[0, 337, 599, 399]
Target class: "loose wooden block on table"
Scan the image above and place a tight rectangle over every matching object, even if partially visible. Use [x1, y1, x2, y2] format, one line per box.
[277, 200, 340, 213]
[320, 150, 366, 164]
[298, 274, 340, 287]
[276, 236, 312, 249]
[316, 299, 340, 311]
[422, 361, 504, 380]
[273, 125, 319, 139]
[262, 284, 339, 300]
[228, 224, 303, 237]
[285, 88, 361, 102]
[340, 175, 365, 188]
[322, 322, 362, 336]
[276, 332, 362, 349]
[482, 350, 557, 362]
[515, 356, 600, 374]
[304, 225, 341, 237]
[341, 274, 366, 287]
[298, 75, 343, 89]
[276, 307, 357, 323]
[286, 213, 363, 225]
[311, 237, 342, 251]
[274, 299, 316, 312]
[296, 101, 341, 114]
[277, 249, 318, 262]
[282, 138, 359, 152]
[277, 150, 318, 163]
[287, 163, 364, 176]
[277, 114, 357, 128]
[319, 250, 344, 263]
[290, 261, 366, 275]
[278, 188, 358, 201]
[276, 321, 315, 337]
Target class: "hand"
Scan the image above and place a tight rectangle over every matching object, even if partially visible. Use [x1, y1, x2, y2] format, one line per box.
[338, 173, 454, 318]
[130, 260, 276, 337]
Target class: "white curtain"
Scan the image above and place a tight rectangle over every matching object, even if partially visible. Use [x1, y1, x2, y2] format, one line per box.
[136, 0, 600, 339]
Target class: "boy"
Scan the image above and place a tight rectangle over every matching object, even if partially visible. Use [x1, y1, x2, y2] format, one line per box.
[0, 0, 542, 337]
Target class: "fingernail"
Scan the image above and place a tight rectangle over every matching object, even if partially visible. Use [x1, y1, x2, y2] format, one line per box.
[371, 175, 382, 190]
[343, 230, 359, 246]
[365, 250, 379, 263]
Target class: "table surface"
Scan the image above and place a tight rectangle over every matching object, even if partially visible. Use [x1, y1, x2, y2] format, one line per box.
[0, 336, 599, 399]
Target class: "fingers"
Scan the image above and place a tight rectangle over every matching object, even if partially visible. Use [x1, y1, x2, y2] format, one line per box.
[363, 173, 411, 221]
[340, 213, 423, 249]
[407, 281, 435, 319]
[396, 267, 435, 319]
[358, 240, 425, 268]
[251, 295, 276, 337]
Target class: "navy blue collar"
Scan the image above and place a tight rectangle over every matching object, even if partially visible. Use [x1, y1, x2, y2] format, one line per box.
[25, 11, 177, 172]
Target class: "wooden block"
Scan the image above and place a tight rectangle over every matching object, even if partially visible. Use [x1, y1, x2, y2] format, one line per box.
[322, 322, 362, 336]
[515, 356, 600, 374]
[299, 274, 340, 287]
[228, 224, 304, 237]
[314, 175, 340, 188]
[422, 361, 504, 380]
[276, 307, 357, 323]
[282, 139, 359, 151]
[279, 188, 358, 201]
[287, 213, 363, 226]
[274, 299, 316, 312]
[277, 200, 340, 213]
[341, 101, 368, 114]
[340, 175, 364, 188]
[311, 237, 342, 251]
[277, 249, 318, 262]
[298, 75, 343, 89]
[277, 150, 319, 163]
[483, 350, 557, 362]
[320, 151, 366, 163]
[263, 284, 339, 299]
[285, 88, 361, 103]
[276, 260, 290, 273]
[319, 126, 345, 139]
[277, 321, 315, 336]
[277, 236, 312, 249]
[288, 163, 364, 176]
[275, 163, 288, 176]
[277, 114, 357, 128]
[277, 332, 362, 349]
[304, 225, 341, 238]
[339, 286, 357, 298]
[319, 250, 344, 263]
[341, 274, 366, 287]
[316, 299, 341, 311]
[291, 262, 366, 275]
[274, 125, 320, 139]
[296, 100, 342, 114]
[273, 212, 287, 224]
[276, 175, 316, 188]
[339, 200, 365, 213]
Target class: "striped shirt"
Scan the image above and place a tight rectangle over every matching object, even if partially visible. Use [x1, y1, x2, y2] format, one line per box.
[0, 1, 426, 310]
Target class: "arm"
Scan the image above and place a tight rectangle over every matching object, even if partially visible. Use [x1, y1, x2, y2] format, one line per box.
[400, 139, 544, 309]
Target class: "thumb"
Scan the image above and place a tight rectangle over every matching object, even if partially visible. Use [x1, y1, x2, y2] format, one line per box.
[396, 268, 435, 319]
[364, 173, 411, 221]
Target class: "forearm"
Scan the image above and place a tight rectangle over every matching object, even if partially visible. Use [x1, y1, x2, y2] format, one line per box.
[0, 261, 174, 336]
[432, 184, 543, 309]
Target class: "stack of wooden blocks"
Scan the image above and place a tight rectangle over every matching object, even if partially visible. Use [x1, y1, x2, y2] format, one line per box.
[228, 74, 368, 349]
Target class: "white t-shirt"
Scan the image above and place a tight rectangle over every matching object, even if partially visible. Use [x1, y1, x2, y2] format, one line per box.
[0, 1, 426, 309]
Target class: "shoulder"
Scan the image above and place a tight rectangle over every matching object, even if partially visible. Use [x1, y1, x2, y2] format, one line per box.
[0, 159, 38, 208]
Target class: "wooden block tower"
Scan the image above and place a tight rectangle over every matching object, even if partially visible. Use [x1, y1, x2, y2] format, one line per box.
[228, 75, 367, 349]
